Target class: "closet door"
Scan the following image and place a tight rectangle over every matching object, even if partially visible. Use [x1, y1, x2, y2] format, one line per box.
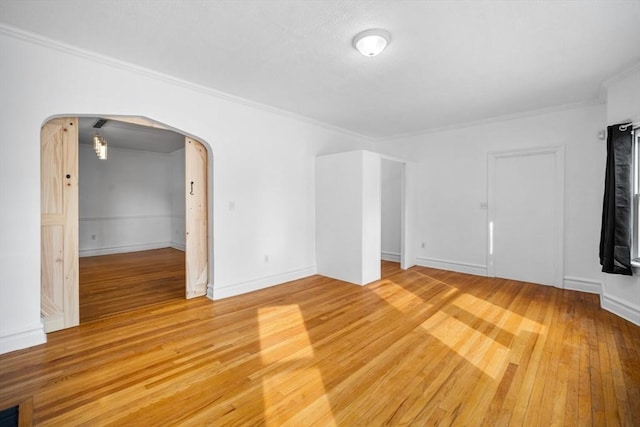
[41, 117, 79, 332]
[185, 137, 208, 298]
[488, 147, 564, 287]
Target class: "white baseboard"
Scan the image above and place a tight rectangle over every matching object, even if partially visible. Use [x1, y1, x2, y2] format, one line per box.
[562, 276, 639, 326]
[381, 251, 401, 262]
[416, 256, 487, 277]
[602, 292, 640, 326]
[170, 241, 185, 251]
[212, 266, 316, 300]
[0, 323, 46, 355]
[79, 242, 171, 257]
[563, 276, 602, 294]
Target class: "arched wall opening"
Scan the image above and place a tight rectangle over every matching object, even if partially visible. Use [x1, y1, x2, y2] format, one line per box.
[40, 114, 214, 332]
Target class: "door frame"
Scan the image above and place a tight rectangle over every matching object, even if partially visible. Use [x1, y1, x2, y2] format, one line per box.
[380, 154, 417, 270]
[487, 146, 565, 287]
[41, 115, 212, 331]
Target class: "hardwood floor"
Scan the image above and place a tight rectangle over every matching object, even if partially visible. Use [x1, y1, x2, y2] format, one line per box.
[1, 261, 639, 425]
[79, 248, 185, 323]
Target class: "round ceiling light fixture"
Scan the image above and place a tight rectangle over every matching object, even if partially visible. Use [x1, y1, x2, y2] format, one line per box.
[353, 29, 391, 57]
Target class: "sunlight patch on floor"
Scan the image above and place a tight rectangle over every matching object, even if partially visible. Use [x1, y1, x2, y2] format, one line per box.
[257, 305, 335, 426]
[257, 305, 316, 364]
[452, 292, 544, 335]
[420, 310, 508, 380]
[261, 366, 336, 426]
[418, 290, 546, 380]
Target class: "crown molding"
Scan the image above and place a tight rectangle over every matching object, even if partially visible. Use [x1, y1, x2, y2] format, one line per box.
[598, 61, 640, 102]
[378, 99, 604, 143]
[2, 23, 629, 146]
[0, 24, 373, 144]
[600, 61, 640, 90]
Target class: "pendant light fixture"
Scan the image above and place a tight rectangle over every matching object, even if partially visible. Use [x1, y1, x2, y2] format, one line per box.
[353, 29, 391, 57]
[93, 133, 108, 160]
[92, 118, 108, 160]
[97, 137, 108, 160]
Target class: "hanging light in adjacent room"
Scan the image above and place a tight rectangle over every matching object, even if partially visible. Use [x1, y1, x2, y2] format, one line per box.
[92, 118, 108, 160]
[93, 133, 108, 160]
[353, 29, 391, 57]
[93, 134, 101, 152]
[97, 138, 108, 160]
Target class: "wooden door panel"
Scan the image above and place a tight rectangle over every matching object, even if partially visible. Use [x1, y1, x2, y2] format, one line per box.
[41, 225, 64, 332]
[41, 117, 79, 332]
[41, 125, 64, 215]
[41, 225, 64, 307]
[185, 137, 208, 299]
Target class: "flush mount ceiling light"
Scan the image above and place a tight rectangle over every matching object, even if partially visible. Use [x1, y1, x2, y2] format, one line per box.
[353, 29, 391, 57]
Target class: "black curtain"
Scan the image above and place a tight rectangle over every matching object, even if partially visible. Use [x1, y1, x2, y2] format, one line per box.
[599, 123, 633, 275]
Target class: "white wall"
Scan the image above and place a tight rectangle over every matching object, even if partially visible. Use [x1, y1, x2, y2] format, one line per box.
[79, 144, 178, 256]
[384, 101, 639, 325]
[605, 66, 640, 125]
[390, 104, 609, 280]
[381, 159, 402, 262]
[316, 150, 381, 285]
[169, 148, 186, 251]
[602, 66, 640, 324]
[0, 28, 371, 354]
[361, 151, 382, 284]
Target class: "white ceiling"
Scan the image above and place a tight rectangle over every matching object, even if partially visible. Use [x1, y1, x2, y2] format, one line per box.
[2, 0, 639, 139]
[78, 117, 184, 153]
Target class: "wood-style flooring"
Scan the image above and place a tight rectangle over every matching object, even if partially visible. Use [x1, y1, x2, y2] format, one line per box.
[1, 256, 639, 425]
[79, 248, 185, 323]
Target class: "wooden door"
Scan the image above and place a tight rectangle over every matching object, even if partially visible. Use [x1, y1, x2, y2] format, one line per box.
[41, 117, 79, 332]
[185, 137, 208, 298]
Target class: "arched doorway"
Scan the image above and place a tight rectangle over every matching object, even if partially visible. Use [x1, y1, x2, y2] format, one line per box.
[40, 116, 211, 332]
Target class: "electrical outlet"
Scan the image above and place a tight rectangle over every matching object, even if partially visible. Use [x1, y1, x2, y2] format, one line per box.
[480, 202, 488, 210]
[421, 242, 425, 249]
[91, 234, 96, 240]
[264, 255, 269, 263]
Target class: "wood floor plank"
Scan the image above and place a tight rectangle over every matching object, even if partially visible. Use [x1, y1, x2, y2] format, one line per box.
[79, 248, 185, 323]
[1, 253, 639, 425]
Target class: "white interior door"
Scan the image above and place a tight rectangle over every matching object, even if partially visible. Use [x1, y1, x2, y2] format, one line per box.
[488, 147, 564, 286]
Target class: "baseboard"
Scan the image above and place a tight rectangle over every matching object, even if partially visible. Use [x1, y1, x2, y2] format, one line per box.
[79, 242, 171, 257]
[381, 251, 401, 262]
[170, 241, 185, 251]
[602, 292, 640, 326]
[563, 276, 602, 294]
[42, 315, 64, 334]
[0, 324, 46, 355]
[79, 214, 171, 221]
[562, 276, 639, 326]
[416, 256, 487, 277]
[212, 266, 316, 300]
